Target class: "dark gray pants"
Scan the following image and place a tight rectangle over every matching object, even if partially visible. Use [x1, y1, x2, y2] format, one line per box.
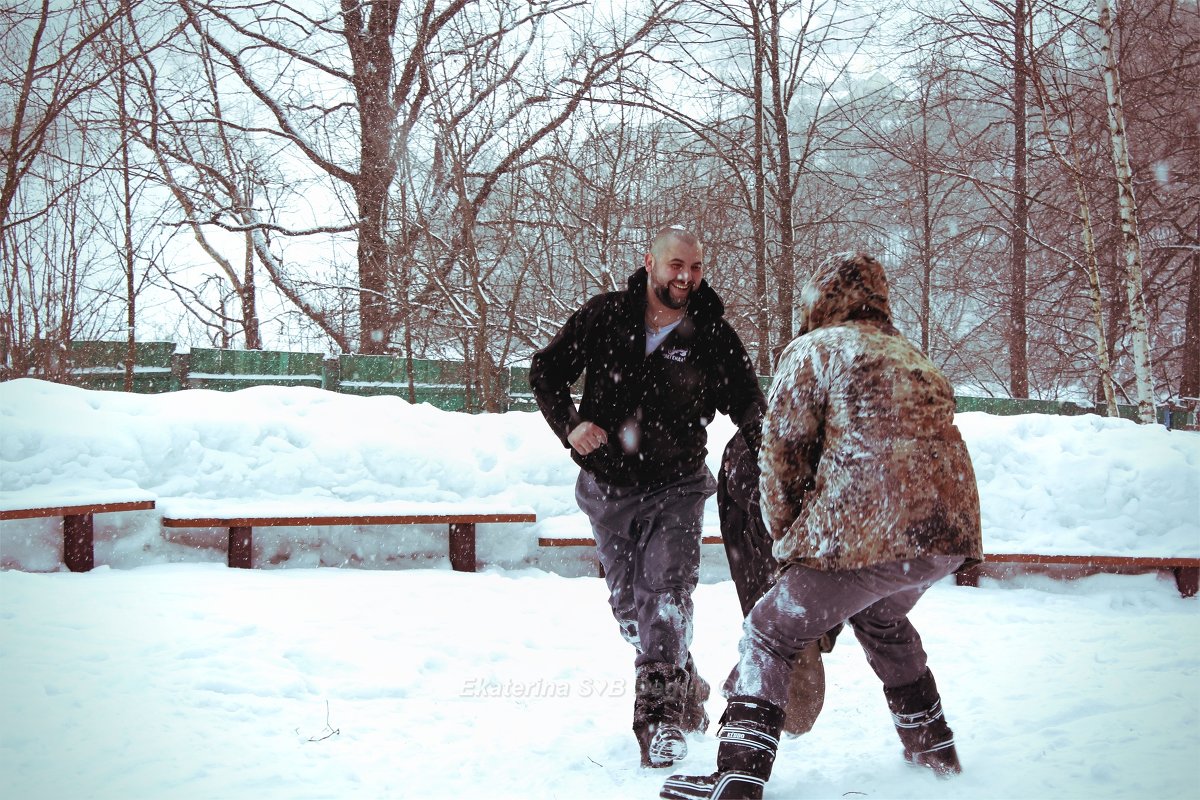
[575, 467, 717, 667]
[725, 555, 964, 708]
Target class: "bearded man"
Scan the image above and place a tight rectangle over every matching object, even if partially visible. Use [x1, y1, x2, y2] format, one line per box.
[530, 226, 766, 768]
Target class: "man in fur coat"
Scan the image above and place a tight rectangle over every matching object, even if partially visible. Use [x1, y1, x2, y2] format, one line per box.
[663, 252, 983, 800]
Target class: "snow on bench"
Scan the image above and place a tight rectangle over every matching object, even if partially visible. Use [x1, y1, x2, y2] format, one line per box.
[956, 554, 1199, 598]
[0, 491, 157, 572]
[537, 533, 725, 547]
[538, 523, 1198, 597]
[159, 499, 536, 571]
[536, 515, 723, 578]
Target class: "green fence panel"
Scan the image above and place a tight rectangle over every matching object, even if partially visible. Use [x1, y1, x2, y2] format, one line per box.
[505, 365, 591, 413]
[68, 340, 181, 393]
[185, 347, 324, 391]
[953, 396, 1191, 428]
[1097, 403, 1192, 429]
[43, 340, 1196, 428]
[953, 396, 1089, 416]
[507, 366, 537, 412]
[337, 355, 472, 410]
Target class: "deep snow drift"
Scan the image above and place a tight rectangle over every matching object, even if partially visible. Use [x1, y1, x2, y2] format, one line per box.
[1, 378, 1196, 571]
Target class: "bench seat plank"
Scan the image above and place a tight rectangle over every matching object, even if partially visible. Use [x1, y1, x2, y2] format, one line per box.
[538, 535, 724, 547]
[969, 553, 1200, 568]
[0, 500, 157, 572]
[163, 513, 535, 528]
[0, 500, 156, 521]
[539, 537, 1198, 597]
[539, 534, 724, 578]
[956, 553, 1199, 598]
[162, 511, 536, 571]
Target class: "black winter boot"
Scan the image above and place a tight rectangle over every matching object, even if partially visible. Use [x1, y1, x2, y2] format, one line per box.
[660, 696, 785, 800]
[884, 669, 962, 777]
[681, 652, 711, 734]
[635, 662, 691, 768]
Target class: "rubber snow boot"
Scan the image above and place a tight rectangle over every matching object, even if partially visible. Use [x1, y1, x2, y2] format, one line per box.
[681, 652, 711, 734]
[634, 661, 690, 768]
[884, 669, 962, 777]
[660, 696, 785, 800]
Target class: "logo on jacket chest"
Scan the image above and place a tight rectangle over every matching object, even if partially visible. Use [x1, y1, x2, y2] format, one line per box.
[661, 346, 690, 363]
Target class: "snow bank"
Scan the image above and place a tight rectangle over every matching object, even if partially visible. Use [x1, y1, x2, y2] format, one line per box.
[1, 379, 1197, 572]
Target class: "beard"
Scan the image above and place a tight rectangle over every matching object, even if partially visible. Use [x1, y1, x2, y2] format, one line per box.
[653, 279, 691, 310]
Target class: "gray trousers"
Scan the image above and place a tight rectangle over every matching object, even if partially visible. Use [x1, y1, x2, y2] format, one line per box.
[575, 466, 717, 667]
[725, 555, 964, 708]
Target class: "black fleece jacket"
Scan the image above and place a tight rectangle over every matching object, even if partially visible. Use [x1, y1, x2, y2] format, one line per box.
[529, 268, 766, 488]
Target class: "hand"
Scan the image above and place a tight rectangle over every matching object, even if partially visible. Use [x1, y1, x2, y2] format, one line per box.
[568, 421, 609, 455]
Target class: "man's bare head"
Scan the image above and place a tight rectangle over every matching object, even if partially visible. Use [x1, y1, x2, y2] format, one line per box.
[649, 226, 703, 260]
[644, 226, 704, 313]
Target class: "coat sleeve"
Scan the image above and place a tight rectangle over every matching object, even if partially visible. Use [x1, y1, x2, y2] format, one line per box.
[529, 298, 597, 447]
[712, 320, 767, 456]
[758, 338, 824, 541]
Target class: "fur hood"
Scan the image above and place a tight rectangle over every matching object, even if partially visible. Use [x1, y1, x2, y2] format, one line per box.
[797, 252, 893, 335]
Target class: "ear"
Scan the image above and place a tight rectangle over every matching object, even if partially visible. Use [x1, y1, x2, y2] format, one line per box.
[643, 252, 654, 272]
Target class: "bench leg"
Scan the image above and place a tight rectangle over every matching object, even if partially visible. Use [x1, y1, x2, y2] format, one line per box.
[449, 522, 476, 572]
[1174, 566, 1199, 598]
[228, 526, 253, 569]
[955, 563, 981, 588]
[63, 513, 95, 572]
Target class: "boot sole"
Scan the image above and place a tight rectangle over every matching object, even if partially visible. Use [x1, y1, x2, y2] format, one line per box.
[661, 772, 765, 799]
[647, 725, 688, 767]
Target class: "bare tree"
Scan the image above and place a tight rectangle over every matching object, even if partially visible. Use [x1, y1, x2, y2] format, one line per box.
[1098, 0, 1198, 413]
[618, 0, 881, 369]
[0, 1, 151, 373]
[173, 0, 681, 364]
[842, 56, 1000, 379]
[908, 0, 1044, 397]
[1096, 0, 1154, 422]
[0, 1, 137, 234]
[132, 28, 314, 352]
[1026, 13, 1120, 415]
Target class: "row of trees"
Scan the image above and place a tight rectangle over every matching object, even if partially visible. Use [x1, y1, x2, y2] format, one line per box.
[2, 0, 1197, 417]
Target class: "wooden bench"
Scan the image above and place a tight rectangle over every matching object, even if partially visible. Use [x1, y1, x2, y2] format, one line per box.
[163, 511, 536, 571]
[543, 536, 1199, 598]
[955, 554, 1200, 598]
[0, 500, 157, 572]
[539, 533, 724, 577]
[538, 534, 725, 547]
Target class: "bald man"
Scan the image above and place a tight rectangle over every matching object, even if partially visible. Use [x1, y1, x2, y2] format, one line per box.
[530, 227, 766, 769]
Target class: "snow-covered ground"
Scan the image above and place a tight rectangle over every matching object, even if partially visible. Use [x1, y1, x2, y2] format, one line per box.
[2, 378, 1199, 798]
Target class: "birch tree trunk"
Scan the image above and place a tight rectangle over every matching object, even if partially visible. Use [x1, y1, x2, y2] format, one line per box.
[1010, 0, 1030, 398]
[1075, 190, 1120, 415]
[1028, 41, 1119, 415]
[766, 0, 795, 356]
[1097, 0, 1156, 423]
[751, 0, 770, 373]
[116, 20, 136, 392]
